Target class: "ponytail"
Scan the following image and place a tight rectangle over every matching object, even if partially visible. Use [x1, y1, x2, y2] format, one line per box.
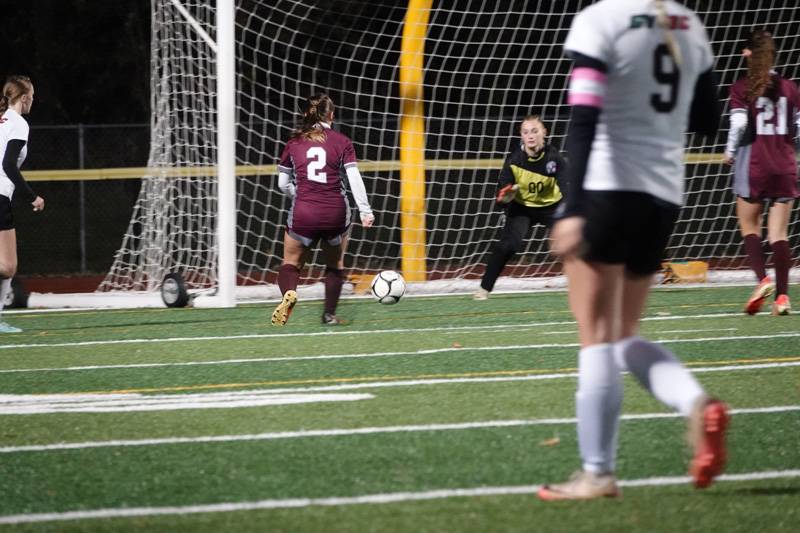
[1, 75, 33, 115]
[292, 93, 335, 142]
[655, 0, 682, 66]
[745, 30, 775, 102]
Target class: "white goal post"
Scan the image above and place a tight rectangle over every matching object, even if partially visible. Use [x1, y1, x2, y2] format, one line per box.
[85, 0, 800, 308]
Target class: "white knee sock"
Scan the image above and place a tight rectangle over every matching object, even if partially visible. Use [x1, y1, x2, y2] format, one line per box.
[613, 336, 704, 416]
[577, 343, 623, 474]
[0, 278, 10, 314]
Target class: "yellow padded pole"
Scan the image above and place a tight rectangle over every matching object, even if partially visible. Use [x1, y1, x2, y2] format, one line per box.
[399, 0, 432, 282]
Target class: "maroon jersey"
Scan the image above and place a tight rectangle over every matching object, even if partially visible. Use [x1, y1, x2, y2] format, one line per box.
[277, 127, 357, 240]
[730, 74, 800, 199]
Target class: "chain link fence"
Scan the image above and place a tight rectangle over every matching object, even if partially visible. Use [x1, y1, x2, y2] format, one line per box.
[16, 124, 149, 275]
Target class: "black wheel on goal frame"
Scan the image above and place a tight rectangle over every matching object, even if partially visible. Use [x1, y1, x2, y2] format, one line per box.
[161, 272, 190, 308]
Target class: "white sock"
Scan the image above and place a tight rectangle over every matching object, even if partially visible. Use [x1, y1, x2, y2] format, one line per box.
[577, 343, 623, 474]
[0, 278, 10, 314]
[614, 336, 704, 416]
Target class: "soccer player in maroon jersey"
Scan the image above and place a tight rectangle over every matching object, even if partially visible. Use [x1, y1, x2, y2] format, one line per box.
[271, 94, 374, 326]
[724, 30, 800, 316]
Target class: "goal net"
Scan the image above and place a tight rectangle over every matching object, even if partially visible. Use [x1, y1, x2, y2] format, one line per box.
[98, 0, 800, 303]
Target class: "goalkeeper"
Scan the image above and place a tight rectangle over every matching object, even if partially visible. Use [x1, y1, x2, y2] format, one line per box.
[474, 115, 567, 300]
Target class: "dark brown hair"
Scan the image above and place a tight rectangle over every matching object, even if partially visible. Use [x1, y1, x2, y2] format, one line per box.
[745, 30, 776, 102]
[519, 114, 546, 132]
[0, 75, 33, 115]
[292, 93, 334, 142]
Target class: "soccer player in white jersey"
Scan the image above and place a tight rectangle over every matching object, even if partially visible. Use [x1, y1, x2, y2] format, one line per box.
[0, 76, 44, 333]
[539, 0, 728, 500]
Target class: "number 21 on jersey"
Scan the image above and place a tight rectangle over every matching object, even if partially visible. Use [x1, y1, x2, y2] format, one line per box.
[755, 96, 788, 135]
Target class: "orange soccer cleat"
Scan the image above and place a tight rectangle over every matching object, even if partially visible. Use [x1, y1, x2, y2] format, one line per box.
[688, 398, 730, 489]
[744, 276, 774, 315]
[771, 294, 791, 315]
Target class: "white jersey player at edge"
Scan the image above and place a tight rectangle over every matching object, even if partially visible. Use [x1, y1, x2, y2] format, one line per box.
[0, 76, 44, 333]
[540, 0, 728, 500]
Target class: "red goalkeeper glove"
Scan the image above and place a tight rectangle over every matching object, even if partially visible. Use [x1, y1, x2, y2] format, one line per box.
[496, 184, 519, 204]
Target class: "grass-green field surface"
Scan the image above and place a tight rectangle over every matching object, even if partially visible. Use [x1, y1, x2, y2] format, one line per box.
[0, 285, 798, 532]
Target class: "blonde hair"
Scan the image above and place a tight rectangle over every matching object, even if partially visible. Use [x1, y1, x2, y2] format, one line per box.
[745, 30, 776, 102]
[655, 0, 682, 66]
[292, 93, 334, 143]
[0, 75, 33, 115]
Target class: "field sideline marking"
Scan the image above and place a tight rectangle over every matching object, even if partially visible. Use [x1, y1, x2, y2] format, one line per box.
[70, 359, 800, 395]
[0, 332, 795, 375]
[0, 312, 763, 350]
[0, 405, 795, 454]
[0, 391, 373, 416]
[0, 469, 797, 524]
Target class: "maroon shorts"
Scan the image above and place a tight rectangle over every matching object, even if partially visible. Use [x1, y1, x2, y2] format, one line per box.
[745, 173, 799, 201]
[288, 200, 349, 246]
[733, 146, 799, 200]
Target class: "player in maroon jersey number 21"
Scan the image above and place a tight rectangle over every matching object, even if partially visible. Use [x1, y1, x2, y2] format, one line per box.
[724, 29, 800, 316]
[271, 94, 374, 326]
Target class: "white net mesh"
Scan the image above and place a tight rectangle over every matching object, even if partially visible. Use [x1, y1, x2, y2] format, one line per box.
[99, 0, 800, 298]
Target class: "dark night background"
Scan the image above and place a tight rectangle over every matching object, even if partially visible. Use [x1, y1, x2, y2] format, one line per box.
[1, 1, 151, 284]
[2, 0, 150, 125]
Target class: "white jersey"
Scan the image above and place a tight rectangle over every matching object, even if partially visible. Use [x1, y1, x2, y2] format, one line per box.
[564, 0, 714, 205]
[0, 108, 30, 199]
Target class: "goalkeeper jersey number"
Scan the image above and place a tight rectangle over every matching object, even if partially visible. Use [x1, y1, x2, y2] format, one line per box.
[498, 144, 566, 208]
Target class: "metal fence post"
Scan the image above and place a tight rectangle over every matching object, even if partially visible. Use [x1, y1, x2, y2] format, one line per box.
[78, 124, 87, 273]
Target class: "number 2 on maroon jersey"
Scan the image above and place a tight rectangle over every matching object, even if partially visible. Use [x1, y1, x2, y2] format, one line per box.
[306, 147, 327, 183]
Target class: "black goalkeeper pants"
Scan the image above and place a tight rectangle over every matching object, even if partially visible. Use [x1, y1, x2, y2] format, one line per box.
[480, 202, 556, 292]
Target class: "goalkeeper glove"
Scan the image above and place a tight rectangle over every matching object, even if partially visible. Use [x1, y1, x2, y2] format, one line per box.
[496, 184, 519, 204]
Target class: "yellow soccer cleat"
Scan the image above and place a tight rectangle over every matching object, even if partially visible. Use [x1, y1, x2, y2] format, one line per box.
[271, 290, 298, 326]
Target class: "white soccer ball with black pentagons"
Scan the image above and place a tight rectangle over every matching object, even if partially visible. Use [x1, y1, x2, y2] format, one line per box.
[370, 270, 406, 305]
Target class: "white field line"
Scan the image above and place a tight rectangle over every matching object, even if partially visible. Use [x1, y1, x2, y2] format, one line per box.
[0, 361, 794, 423]
[1, 330, 796, 375]
[0, 469, 797, 525]
[0, 361, 796, 411]
[0, 392, 373, 415]
[659, 328, 737, 334]
[0, 312, 756, 351]
[0, 405, 795, 455]
[225, 361, 798, 395]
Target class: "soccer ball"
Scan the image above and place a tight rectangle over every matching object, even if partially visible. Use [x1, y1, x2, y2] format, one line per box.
[370, 270, 406, 305]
